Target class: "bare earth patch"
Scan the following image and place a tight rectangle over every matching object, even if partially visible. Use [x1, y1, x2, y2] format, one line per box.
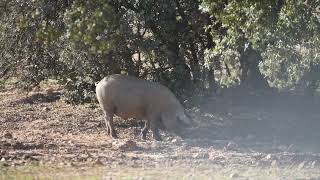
[1, 87, 320, 179]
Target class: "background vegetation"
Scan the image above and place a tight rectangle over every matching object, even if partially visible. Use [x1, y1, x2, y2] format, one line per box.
[1, 0, 319, 103]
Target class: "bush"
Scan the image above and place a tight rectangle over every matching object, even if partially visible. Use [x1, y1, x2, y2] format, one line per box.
[62, 78, 96, 104]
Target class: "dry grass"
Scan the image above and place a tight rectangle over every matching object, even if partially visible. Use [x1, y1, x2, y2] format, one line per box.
[1, 83, 320, 179]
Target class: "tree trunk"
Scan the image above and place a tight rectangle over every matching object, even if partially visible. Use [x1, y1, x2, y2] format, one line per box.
[189, 42, 201, 84]
[163, 6, 191, 96]
[208, 65, 217, 92]
[304, 64, 320, 99]
[166, 38, 192, 94]
[239, 46, 269, 89]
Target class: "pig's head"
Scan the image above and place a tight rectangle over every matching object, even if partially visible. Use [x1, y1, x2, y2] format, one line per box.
[177, 110, 192, 126]
[161, 108, 193, 138]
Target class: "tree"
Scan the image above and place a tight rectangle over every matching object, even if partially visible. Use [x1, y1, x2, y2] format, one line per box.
[0, 0, 70, 87]
[1, 0, 319, 104]
[202, 0, 320, 92]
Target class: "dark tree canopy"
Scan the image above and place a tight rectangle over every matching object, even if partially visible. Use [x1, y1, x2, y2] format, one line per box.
[1, 0, 319, 103]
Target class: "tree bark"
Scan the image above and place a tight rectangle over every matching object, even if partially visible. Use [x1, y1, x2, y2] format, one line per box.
[239, 46, 269, 89]
[208, 65, 217, 92]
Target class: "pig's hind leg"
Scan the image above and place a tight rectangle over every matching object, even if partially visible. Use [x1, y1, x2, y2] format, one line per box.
[141, 120, 150, 140]
[149, 114, 162, 141]
[104, 111, 118, 138]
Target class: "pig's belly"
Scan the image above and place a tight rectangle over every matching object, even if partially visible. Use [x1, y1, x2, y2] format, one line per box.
[114, 105, 145, 120]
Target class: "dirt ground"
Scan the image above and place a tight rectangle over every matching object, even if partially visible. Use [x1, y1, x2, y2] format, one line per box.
[1, 85, 320, 179]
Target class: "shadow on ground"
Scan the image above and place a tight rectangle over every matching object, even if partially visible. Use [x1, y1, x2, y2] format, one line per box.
[184, 91, 320, 152]
[15, 92, 61, 104]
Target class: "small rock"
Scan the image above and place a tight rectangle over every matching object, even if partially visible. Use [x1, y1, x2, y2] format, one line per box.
[171, 138, 178, 143]
[310, 161, 316, 168]
[43, 107, 50, 111]
[210, 155, 225, 162]
[271, 160, 278, 166]
[45, 87, 54, 94]
[118, 161, 125, 165]
[4, 132, 13, 139]
[192, 152, 209, 159]
[171, 138, 183, 145]
[265, 154, 272, 160]
[32, 86, 41, 92]
[230, 173, 239, 178]
[225, 141, 238, 151]
[66, 162, 74, 167]
[298, 161, 307, 169]
[94, 159, 103, 165]
[118, 140, 138, 151]
[131, 156, 139, 160]
[22, 154, 31, 160]
[1, 157, 5, 162]
[102, 176, 113, 180]
[1, 162, 9, 167]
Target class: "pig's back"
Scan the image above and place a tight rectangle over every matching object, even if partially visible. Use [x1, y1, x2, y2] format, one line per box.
[96, 74, 177, 119]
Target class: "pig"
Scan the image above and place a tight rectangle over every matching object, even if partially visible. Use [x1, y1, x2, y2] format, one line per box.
[95, 74, 191, 140]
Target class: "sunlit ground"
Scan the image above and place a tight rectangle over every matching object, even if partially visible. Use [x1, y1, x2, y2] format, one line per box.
[1, 164, 320, 180]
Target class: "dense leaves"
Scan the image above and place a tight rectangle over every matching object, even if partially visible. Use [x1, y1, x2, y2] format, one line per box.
[1, 0, 320, 103]
[202, 0, 320, 91]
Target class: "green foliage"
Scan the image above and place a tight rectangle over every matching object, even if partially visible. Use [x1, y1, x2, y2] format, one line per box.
[260, 1, 320, 89]
[1, 0, 320, 103]
[202, 0, 320, 91]
[0, 1, 67, 88]
[62, 77, 96, 104]
[64, 1, 121, 54]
